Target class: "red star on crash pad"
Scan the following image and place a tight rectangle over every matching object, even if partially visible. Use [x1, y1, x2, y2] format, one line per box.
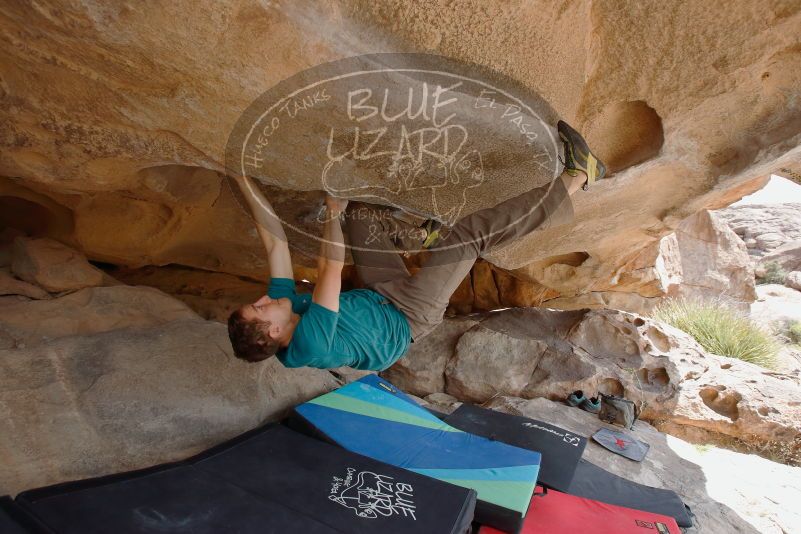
[615, 438, 628, 449]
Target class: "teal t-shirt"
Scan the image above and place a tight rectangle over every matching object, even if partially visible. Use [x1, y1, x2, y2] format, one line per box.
[267, 278, 411, 371]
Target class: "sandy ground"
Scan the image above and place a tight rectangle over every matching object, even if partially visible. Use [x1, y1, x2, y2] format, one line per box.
[669, 437, 801, 534]
[752, 284, 801, 326]
[750, 284, 801, 374]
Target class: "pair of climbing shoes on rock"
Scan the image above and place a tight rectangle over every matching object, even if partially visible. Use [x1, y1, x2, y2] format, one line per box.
[566, 390, 601, 414]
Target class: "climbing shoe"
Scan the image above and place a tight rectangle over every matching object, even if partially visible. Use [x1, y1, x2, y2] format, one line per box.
[421, 218, 443, 249]
[566, 390, 586, 408]
[580, 396, 601, 414]
[557, 120, 607, 190]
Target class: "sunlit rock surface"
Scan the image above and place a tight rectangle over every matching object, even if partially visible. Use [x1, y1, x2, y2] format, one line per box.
[1, 1, 799, 305]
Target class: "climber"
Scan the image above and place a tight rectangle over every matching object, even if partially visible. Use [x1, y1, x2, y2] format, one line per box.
[227, 121, 606, 370]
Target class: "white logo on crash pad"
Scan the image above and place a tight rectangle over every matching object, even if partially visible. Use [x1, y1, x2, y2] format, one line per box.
[329, 467, 417, 520]
[522, 422, 582, 447]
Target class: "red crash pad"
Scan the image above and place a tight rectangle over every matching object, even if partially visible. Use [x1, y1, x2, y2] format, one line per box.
[480, 486, 680, 534]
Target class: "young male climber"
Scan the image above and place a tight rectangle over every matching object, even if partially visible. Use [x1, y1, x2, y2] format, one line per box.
[227, 121, 606, 370]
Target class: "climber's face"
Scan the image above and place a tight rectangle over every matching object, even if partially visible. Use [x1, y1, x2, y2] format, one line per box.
[241, 295, 293, 337]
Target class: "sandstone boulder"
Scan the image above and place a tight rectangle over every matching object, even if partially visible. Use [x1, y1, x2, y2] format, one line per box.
[716, 203, 801, 259]
[445, 325, 547, 402]
[660, 209, 756, 310]
[384, 307, 801, 461]
[542, 291, 661, 315]
[11, 237, 106, 292]
[0, 286, 337, 495]
[761, 240, 801, 274]
[383, 317, 478, 396]
[0, 228, 25, 267]
[655, 351, 801, 460]
[787, 271, 801, 291]
[502, 209, 757, 316]
[492, 267, 559, 308]
[422, 392, 462, 414]
[0, 285, 200, 349]
[0, 269, 49, 300]
[756, 232, 785, 250]
[108, 264, 269, 323]
[329, 366, 375, 384]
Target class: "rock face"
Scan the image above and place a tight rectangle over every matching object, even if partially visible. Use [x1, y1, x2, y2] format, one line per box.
[383, 317, 479, 396]
[11, 237, 106, 292]
[658, 210, 756, 310]
[384, 307, 801, 463]
[716, 203, 801, 260]
[717, 203, 801, 289]
[495, 209, 758, 316]
[0, 269, 49, 300]
[787, 271, 801, 291]
[1, 1, 800, 305]
[108, 264, 270, 322]
[761, 240, 801, 274]
[445, 326, 547, 402]
[716, 202, 801, 290]
[0, 284, 337, 495]
[0, 285, 200, 348]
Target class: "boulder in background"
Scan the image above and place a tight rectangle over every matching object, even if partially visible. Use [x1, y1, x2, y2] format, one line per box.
[11, 237, 106, 292]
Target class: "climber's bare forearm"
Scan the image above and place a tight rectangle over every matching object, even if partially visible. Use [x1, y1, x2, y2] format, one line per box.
[235, 176, 289, 246]
[235, 176, 293, 279]
[259, 227, 294, 279]
[313, 205, 346, 311]
[319, 206, 346, 269]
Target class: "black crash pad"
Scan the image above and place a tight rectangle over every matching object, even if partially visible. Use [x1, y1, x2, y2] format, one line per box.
[443, 403, 586, 492]
[568, 459, 693, 528]
[1, 496, 46, 533]
[15, 424, 476, 534]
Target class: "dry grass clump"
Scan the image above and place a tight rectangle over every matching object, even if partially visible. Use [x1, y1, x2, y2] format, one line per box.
[786, 320, 801, 346]
[651, 298, 778, 369]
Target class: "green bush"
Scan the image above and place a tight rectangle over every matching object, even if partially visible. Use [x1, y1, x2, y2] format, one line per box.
[788, 321, 801, 346]
[758, 261, 788, 285]
[651, 298, 778, 368]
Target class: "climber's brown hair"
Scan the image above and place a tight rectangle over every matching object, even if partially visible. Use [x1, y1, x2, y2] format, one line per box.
[227, 308, 281, 362]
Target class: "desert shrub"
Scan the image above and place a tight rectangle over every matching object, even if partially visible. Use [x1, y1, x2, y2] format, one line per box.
[787, 320, 801, 346]
[758, 261, 788, 285]
[651, 298, 778, 368]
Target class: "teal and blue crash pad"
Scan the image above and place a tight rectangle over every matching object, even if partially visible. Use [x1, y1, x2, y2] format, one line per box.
[288, 375, 541, 533]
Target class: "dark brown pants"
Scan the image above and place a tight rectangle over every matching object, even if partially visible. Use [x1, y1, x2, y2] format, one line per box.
[344, 178, 574, 341]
